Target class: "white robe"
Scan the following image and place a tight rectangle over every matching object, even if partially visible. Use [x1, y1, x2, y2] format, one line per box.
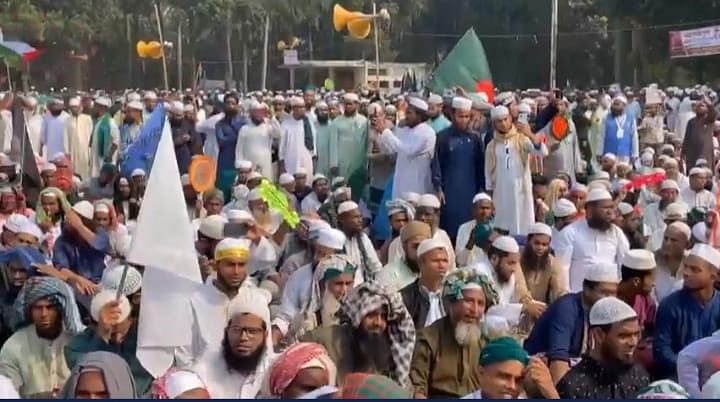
[387, 229, 457, 270]
[455, 220, 489, 267]
[344, 232, 382, 284]
[279, 117, 316, 176]
[674, 98, 695, 141]
[485, 137, 547, 236]
[89, 118, 120, 177]
[300, 192, 325, 215]
[197, 113, 224, 165]
[472, 261, 524, 327]
[377, 123, 436, 199]
[272, 263, 313, 336]
[65, 113, 93, 180]
[554, 219, 629, 292]
[679, 187, 716, 212]
[40, 113, 69, 158]
[677, 330, 720, 398]
[236, 120, 276, 180]
[541, 119, 583, 181]
[0, 110, 11, 153]
[25, 113, 43, 155]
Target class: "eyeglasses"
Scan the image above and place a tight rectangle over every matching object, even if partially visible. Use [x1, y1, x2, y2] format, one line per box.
[228, 326, 265, 337]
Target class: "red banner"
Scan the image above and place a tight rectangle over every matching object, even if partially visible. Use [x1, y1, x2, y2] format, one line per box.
[669, 25, 720, 59]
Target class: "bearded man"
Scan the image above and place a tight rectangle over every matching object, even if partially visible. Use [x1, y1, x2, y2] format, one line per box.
[522, 222, 567, 304]
[410, 267, 498, 398]
[236, 101, 276, 179]
[377, 221, 431, 292]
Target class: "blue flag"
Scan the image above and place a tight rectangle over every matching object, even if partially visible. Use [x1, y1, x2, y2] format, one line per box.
[120, 104, 166, 178]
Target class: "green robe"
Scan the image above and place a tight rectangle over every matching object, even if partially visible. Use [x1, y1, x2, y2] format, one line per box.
[329, 114, 368, 201]
[315, 122, 332, 175]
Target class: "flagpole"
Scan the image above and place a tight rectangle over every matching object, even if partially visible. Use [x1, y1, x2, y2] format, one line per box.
[372, 2, 381, 87]
[154, 2, 169, 90]
[549, 0, 558, 90]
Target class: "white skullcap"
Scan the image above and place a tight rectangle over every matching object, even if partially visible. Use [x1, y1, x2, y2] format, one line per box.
[72, 201, 95, 220]
[180, 174, 190, 186]
[613, 179, 630, 193]
[214, 238, 252, 261]
[663, 202, 687, 220]
[689, 167, 706, 176]
[589, 296, 637, 326]
[418, 194, 441, 209]
[90, 290, 131, 323]
[517, 102, 532, 114]
[696, 158, 709, 167]
[294, 167, 307, 176]
[640, 152, 654, 163]
[591, 171, 611, 181]
[602, 153, 617, 161]
[235, 159, 253, 170]
[250, 100, 267, 110]
[342, 93, 359, 103]
[227, 287, 271, 325]
[247, 171, 263, 181]
[290, 96, 305, 107]
[68, 97, 81, 107]
[311, 173, 327, 184]
[337, 201, 359, 215]
[169, 101, 184, 114]
[490, 105, 509, 120]
[492, 235, 520, 253]
[584, 262, 620, 283]
[127, 101, 143, 111]
[643, 147, 656, 156]
[316, 101, 328, 109]
[95, 97, 111, 107]
[51, 152, 65, 162]
[17, 221, 43, 241]
[661, 180, 680, 191]
[472, 193, 492, 204]
[527, 222, 552, 237]
[127, 93, 141, 102]
[100, 263, 143, 296]
[226, 209, 254, 223]
[278, 173, 294, 185]
[587, 188, 612, 202]
[553, 198, 577, 218]
[402, 192, 420, 204]
[451, 97, 472, 111]
[131, 168, 146, 177]
[26, 97, 38, 107]
[183, 104, 194, 113]
[668, 221, 691, 241]
[570, 182, 588, 193]
[3, 214, 28, 233]
[198, 215, 228, 240]
[307, 219, 331, 240]
[331, 176, 346, 187]
[613, 95, 628, 105]
[41, 162, 57, 172]
[408, 97, 429, 111]
[143, 91, 158, 100]
[622, 249, 656, 270]
[164, 370, 207, 399]
[617, 202, 634, 216]
[94, 202, 110, 214]
[315, 228, 347, 250]
[692, 223, 708, 244]
[247, 188, 263, 202]
[427, 94, 443, 105]
[417, 237, 448, 258]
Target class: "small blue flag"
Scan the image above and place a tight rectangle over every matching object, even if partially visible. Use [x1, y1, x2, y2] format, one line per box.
[120, 104, 166, 178]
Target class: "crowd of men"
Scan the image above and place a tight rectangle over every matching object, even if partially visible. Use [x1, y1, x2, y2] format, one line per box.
[0, 81, 717, 399]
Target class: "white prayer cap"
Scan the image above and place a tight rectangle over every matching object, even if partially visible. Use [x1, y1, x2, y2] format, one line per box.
[228, 287, 272, 325]
[692, 222, 708, 244]
[668, 221, 691, 241]
[3, 214, 28, 233]
[127, 101, 143, 111]
[90, 290, 131, 323]
[183, 104, 194, 113]
[17, 221, 43, 241]
[640, 152, 654, 164]
[100, 262, 143, 296]
[417, 237, 448, 258]
[517, 102, 532, 114]
[164, 370, 207, 399]
[278, 173, 295, 185]
[180, 174, 190, 186]
[622, 249, 656, 270]
[127, 92, 141, 102]
[612, 179, 630, 193]
[247, 188, 263, 202]
[418, 194, 441, 209]
[689, 167, 706, 176]
[337, 201, 359, 215]
[95, 96, 111, 107]
[169, 101, 184, 114]
[661, 180, 680, 191]
[143, 91, 158, 100]
[617, 202, 634, 216]
[131, 168, 146, 177]
[589, 296, 637, 326]
[198, 215, 228, 240]
[602, 152, 617, 161]
[472, 192, 492, 204]
[331, 176, 346, 187]
[51, 152, 66, 162]
[316, 228, 347, 250]
[68, 97, 81, 107]
[451, 96, 472, 111]
[26, 97, 38, 107]
[587, 188, 612, 203]
[247, 171, 263, 181]
[408, 97, 429, 111]
[696, 158, 709, 167]
[311, 173, 327, 184]
[570, 182, 588, 194]
[342, 93, 359, 103]
[72, 201, 95, 220]
[495, 91, 515, 106]
[226, 209, 254, 223]
[290, 96, 305, 107]
[492, 235, 520, 253]
[307, 219, 331, 240]
[689, 243, 720, 269]
[94, 202, 110, 214]
[294, 168, 307, 177]
[490, 105, 509, 120]
[527, 222, 552, 237]
[663, 202, 687, 220]
[402, 192, 420, 204]
[249, 100, 266, 111]
[612, 95, 628, 105]
[272, 94, 286, 103]
[234, 159, 253, 170]
[316, 100, 328, 110]
[214, 238, 252, 262]
[584, 262, 620, 283]
[553, 198, 577, 218]
[643, 147, 656, 156]
[427, 94, 443, 105]
[41, 162, 57, 172]
[591, 171, 611, 181]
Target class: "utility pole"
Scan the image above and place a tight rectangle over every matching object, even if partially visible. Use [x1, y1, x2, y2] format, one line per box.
[549, 0, 558, 90]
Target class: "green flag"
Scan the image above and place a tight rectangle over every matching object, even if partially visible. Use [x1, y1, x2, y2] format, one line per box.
[426, 28, 494, 103]
[0, 44, 21, 67]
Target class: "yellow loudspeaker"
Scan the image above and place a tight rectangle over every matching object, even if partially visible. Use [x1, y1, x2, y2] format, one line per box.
[136, 40, 163, 59]
[333, 4, 372, 39]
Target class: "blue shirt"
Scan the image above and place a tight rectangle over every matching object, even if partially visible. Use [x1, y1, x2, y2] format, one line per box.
[653, 288, 720, 378]
[214, 115, 246, 171]
[524, 292, 586, 361]
[52, 230, 111, 283]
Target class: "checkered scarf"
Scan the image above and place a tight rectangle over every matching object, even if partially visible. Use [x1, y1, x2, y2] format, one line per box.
[339, 373, 409, 399]
[337, 282, 415, 388]
[13, 276, 84, 334]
